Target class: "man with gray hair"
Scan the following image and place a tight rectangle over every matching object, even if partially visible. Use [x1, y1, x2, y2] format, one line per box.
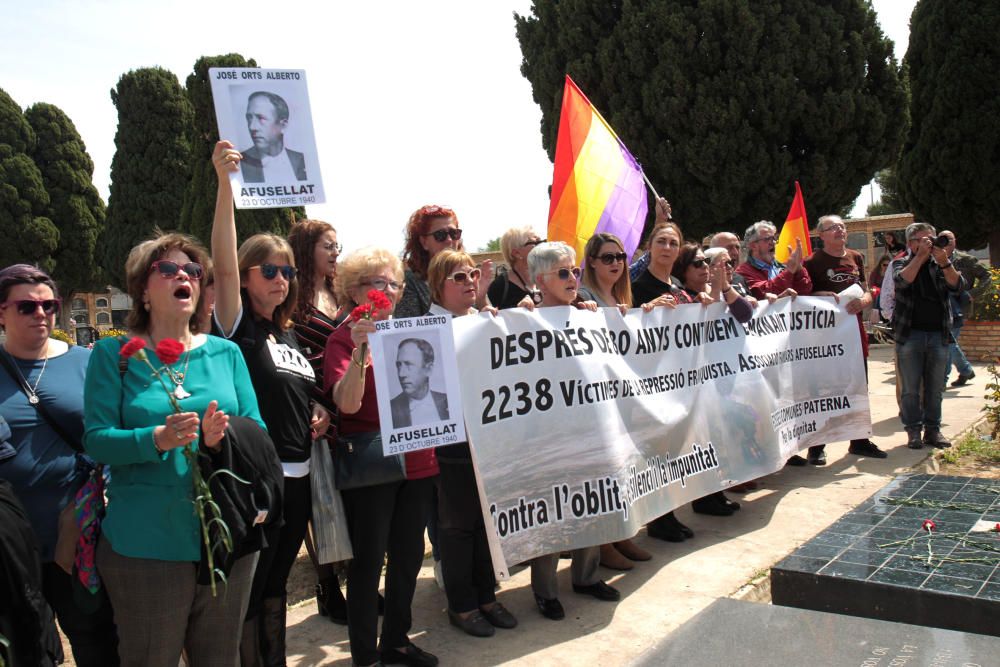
[892, 222, 965, 449]
[735, 220, 812, 299]
[801, 214, 886, 463]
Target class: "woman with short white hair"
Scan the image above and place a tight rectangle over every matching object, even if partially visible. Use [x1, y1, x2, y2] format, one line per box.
[519, 241, 619, 620]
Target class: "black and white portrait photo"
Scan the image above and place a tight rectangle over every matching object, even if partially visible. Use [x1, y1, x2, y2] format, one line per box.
[240, 91, 308, 184]
[389, 337, 449, 429]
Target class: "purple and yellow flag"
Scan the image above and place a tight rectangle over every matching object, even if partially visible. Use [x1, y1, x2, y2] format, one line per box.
[547, 76, 648, 262]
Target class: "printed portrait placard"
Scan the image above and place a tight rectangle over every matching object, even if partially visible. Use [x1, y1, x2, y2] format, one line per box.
[208, 67, 325, 209]
[370, 314, 467, 456]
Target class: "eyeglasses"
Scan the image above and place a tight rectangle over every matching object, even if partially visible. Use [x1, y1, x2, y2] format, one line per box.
[523, 238, 547, 247]
[322, 242, 343, 255]
[422, 228, 463, 243]
[542, 267, 581, 281]
[150, 260, 204, 280]
[755, 236, 777, 245]
[250, 264, 297, 281]
[593, 252, 627, 265]
[446, 268, 481, 284]
[2, 299, 61, 316]
[362, 278, 404, 292]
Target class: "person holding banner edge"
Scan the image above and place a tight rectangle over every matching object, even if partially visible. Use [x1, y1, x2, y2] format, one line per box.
[519, 241, 621, 620]
[325, 247, 439, 667]
[425, 249, 520, 638]
[577, 233, 656, 571]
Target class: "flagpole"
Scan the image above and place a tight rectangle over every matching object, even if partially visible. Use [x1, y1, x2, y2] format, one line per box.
[641, 171, 660, 201]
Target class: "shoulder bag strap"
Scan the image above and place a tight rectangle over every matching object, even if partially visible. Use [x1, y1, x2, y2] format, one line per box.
[0, 349, 84, 453]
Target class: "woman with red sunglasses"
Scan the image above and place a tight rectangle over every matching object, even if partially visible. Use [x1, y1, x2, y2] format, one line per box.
[212, 140, 331, 664]
[0, 264, 119, 666]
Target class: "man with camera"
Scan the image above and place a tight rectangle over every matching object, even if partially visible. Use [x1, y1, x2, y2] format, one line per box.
[891, 223, 965, 449]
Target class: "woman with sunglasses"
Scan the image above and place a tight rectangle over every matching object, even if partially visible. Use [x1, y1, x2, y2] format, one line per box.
[397, 205, 476, 318]
[576, 234, 656, 571]
[517, 241, 620, 620]
[212, 141, 331, 664]
[325, 247, 439, 667]
[488, 226, 544, 310]
[423, 250, 518, 638]
[0, 264, 119, 666]
[288, 219, 349, 624]
[868, 254, 891, 313]
[84, 234, 264, 665]
[670, 243, 753, 516]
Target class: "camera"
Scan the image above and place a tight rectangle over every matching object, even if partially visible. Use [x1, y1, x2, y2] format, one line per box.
[932, 235, 951, 248]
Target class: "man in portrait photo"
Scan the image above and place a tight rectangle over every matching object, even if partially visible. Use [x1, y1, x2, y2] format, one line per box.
[390, 338, 449, 429]
[240, 91, 307, 183]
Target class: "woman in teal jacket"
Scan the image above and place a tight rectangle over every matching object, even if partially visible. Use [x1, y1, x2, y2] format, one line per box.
[84, 232, 264, 667]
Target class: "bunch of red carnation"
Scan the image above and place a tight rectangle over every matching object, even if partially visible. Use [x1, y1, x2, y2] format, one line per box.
[350, 289, 393, 322]
[922, 519, 936, 533]
[118, 337, 184, 366]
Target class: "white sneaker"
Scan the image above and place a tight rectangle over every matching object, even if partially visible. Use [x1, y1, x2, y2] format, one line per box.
[434, 560, 446, 591]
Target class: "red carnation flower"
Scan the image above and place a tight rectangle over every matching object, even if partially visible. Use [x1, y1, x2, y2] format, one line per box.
[922, 519, 936, 532]
[994, 523, 1000, 533]
[350, 303, 373, 322]
[155, 338, 185, 365]
[368, 289, 393, 312]
[119, 337, 147, 359]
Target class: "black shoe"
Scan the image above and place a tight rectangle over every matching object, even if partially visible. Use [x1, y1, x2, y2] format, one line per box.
[807, 448, 827, 465]
[692, 496, 734, 516]
[380, 641, 439, 667]
[448, 609, 494, 637]
[923, 429, 952, 448]
[906, 431, 924, 449]
[572, 581, 621, 601]
[669, 513, 695, 538]
[480, 602, 517, 629]
[848, 440, 888, 458]
[786, 455, 808, 467]
[316, 578, 348, 625]
[647, 513, 688, 542]
[951, 372, 975, 387]
[718, 492, 741, 511]
[534, 594, 565, 620]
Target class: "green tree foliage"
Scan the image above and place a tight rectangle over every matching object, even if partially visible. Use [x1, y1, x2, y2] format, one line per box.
[100, 67, 193, 287]
[866, 167, 907, 217]
[479, 237, 502, 253]
[180, 54, 303, 243]
[515, 0, 907, 241]
[0, 89, 59, 272]
[897, 0, 1000, 260]
[24, 102, 107, 297]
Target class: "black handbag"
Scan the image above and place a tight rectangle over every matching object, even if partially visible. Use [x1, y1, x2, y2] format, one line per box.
[333, 431, 405, 490]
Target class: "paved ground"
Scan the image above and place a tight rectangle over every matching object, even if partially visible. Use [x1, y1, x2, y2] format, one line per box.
[283, 345, 992, 666]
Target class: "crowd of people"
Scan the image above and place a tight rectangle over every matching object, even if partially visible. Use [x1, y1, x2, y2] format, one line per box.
[0, 140, 986, 667]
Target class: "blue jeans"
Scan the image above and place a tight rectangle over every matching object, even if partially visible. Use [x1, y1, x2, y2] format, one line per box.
[896, 330, 949, 432]
[947, 321, 974, 379]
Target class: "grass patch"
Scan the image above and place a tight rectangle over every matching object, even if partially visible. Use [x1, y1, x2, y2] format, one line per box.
[937, 431, 1000, 466]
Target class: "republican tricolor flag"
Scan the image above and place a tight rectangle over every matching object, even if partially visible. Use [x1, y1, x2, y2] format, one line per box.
[547, 76, 648, 262]
[775, 181, 812, 263]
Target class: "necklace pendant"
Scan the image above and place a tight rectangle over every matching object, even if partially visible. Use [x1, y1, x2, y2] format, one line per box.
[28, 394, 39, 405]
[173, 385, 191, 400]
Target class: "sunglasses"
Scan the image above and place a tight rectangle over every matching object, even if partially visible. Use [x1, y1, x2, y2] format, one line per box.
[362, 278, 404, 292]
[446, 268, 481, 284]
[2, 299, 61, 316]
[524, 238, 547, 247]
[422, 228, 463, 243]
[250, 264, 297, 281]
[593, 252, 627, 265]
[150, 260, 204, 280]
[543, 267, 582, 281]
[690, 258, 710, 268]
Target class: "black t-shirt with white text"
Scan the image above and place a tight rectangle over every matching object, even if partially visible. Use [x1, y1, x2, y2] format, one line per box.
[212, 292, 315, 463]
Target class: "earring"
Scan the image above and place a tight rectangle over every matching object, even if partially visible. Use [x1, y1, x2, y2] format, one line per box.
[143, 301, 150, 312]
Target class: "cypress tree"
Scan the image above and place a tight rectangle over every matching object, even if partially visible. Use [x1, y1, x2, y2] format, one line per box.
[897, 0, 1000, 262]
[515, 0, 907, 241]
[25, 102, 107, 298]
[0, 89, 59, 272]
[100, 67, 193, 287]
[180, 54, 304, 244]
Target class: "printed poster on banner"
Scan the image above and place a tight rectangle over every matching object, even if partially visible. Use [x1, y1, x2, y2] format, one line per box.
[370, 314, 466, 456]
[452, 298, 872, 577]
[208, 67, 325, 209]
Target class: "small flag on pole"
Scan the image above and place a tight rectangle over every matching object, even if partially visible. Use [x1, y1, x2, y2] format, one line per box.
[775, 181, 812, 264]
[547, 75, 648, 262]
